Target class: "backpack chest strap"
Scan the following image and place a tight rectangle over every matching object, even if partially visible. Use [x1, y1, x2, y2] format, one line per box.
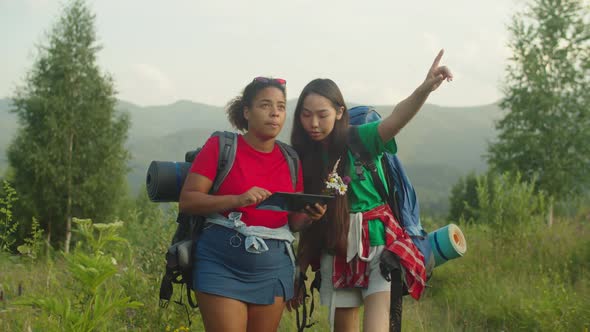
[347, 127, 396, 212]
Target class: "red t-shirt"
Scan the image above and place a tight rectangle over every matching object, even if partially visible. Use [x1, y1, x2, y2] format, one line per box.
[190, 134, 303, 228]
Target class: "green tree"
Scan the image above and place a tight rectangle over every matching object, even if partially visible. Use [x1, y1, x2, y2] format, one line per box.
[448, 172, 480, 222]
[8, 0, 130, 252]
[488, 0, 590, 206]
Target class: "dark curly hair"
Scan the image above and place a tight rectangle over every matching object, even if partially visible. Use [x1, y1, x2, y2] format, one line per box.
[226, 79, 286, 132]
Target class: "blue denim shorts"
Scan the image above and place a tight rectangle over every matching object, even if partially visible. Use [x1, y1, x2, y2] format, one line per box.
[192, 224, 294, 304]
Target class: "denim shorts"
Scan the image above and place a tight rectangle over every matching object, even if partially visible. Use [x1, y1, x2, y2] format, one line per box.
[192, 223, 294, 305]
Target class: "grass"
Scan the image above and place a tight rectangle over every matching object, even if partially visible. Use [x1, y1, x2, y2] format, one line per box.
[1, 218, 588, 331]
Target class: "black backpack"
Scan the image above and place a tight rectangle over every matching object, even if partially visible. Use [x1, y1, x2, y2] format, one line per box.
[153, 131, 300, 312]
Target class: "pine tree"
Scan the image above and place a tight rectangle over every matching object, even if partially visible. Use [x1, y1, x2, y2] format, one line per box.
[8, 0, 130, 251]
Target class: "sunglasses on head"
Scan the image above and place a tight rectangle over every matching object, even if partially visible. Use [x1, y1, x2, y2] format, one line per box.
[253, 76, 287, 87]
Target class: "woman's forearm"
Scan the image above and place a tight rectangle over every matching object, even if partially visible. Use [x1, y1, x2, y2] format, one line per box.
[378, 86, 430, 142]
[378, 50, 452, 142]
[179, 191, 239, 215]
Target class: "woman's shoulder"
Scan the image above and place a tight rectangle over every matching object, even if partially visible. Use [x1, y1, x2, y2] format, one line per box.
[205, 133, 222, 145]
[356, 121, 381, 133]
[205, 132, 243, 152]
[351, 121, 397, 156]
[348, 121, 381, 145]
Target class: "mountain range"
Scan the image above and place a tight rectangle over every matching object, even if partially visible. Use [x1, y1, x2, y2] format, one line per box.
[0, 97, 502, 215]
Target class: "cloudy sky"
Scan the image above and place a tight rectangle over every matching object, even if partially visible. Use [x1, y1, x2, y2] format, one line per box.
[0, 0, 525, 107]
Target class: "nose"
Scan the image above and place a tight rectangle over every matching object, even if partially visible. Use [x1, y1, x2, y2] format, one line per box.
[310, 115, 319, 128]
[270, 105, 280, 117]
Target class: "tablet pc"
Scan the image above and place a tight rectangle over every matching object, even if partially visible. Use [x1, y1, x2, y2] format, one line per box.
[256, 192, 334, 212]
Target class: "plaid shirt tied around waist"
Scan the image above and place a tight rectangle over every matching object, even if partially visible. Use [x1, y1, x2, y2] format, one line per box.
[332, 204, 426, 300]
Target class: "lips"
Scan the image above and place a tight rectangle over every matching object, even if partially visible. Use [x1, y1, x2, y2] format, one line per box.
[309, 131, 322, 138]
[266, 122, 280, 128]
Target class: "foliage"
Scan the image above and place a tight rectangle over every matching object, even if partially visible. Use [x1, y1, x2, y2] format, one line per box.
[1, 211, 588, 331]
[121, 191, 177, 275]
[424, 220, 589, 332]
[0, 181, 18, 252]
[14, 218, 142, 332]
[71, 218, 128, 258]
[16, 217, 44, 260]
[487, 0, 590, 200]
[7, 0, 130, 248]
[448, 172, 480, 222]
[475, 172, 546, 232]
[448, 171, 546, 232]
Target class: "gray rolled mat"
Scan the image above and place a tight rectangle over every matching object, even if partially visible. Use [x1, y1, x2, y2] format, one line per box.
[146, 161, 191, 202]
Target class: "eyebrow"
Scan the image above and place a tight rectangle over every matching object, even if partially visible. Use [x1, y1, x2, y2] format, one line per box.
[302, 108, 329, 113]
[258, 99, 286, 104]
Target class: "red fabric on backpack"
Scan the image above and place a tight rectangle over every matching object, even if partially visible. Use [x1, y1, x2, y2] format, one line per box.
[332, 204, 426, 300]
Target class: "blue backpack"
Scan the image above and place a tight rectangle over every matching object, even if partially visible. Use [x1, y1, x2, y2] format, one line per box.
[348, 106, 435, 277]
[295, 107, 435, 331]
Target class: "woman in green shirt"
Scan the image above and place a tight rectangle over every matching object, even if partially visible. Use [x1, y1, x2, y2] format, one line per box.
[290, 50, 453, 331]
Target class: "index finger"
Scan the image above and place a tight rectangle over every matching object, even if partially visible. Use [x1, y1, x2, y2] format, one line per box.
[430, 49, 445, 71]
[258, 188, 272, 196]
[315, 203, 327, 211]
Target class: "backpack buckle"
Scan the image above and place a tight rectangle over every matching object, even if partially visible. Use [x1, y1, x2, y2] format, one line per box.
[354, 160, 365, 180]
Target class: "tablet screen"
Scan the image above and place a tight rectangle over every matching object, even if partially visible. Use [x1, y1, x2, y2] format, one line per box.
[256, 192, 333, 212]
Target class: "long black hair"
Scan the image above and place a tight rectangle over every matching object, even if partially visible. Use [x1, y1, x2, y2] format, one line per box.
[291, 78, 350, 259]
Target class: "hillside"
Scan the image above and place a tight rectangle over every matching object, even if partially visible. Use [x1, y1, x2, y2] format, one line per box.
[0, 98, 501, 215]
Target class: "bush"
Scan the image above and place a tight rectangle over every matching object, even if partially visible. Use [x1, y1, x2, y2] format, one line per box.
[0, 181, 18, 252]
[475, 172, 546, 232]
[448, 171, 546, 231]
[15, 218, 142, 332]
[448, 172, 480, 222]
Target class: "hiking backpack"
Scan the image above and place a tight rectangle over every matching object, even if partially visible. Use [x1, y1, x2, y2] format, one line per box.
[154, 131, 300, 312]
[296, 106, 435, 332]
[348, 105, 435, 278]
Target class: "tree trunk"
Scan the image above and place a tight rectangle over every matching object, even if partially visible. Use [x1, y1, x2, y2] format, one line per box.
[547, 201, 554, 227]
[64, 131, 74, 253]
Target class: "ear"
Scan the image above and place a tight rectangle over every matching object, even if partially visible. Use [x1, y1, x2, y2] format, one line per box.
[243, 107, 250, 121]
[335, 106, 344, 120]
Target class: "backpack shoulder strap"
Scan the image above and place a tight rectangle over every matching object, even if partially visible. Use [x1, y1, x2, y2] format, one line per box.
[160, 132, 237, 313]
[347, 126, 372, 181]
[347, 127, 396, 212]
[210, 131, 238, 193]
[347, 125, 370, 158]
[276, 140, 300, 191]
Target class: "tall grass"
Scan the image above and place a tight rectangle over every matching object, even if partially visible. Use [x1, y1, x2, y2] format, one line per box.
[1, 213, 588, 331]
[278, 219, 589, 331]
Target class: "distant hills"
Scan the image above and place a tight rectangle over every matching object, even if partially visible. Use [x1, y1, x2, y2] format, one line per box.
[0, 97, 501, 215]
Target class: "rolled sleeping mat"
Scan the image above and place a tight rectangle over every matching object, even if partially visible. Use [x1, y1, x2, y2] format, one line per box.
[428, 223, 467, 267]
[146, 161, 191, 202]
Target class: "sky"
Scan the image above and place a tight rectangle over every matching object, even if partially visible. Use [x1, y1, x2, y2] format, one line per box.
[0, 0, 526, 108]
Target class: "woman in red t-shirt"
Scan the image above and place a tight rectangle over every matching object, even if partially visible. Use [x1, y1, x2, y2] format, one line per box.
[179, 77, 325, 331]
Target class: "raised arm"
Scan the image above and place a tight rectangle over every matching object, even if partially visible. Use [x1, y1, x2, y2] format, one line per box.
[378, 49, 453, 143]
